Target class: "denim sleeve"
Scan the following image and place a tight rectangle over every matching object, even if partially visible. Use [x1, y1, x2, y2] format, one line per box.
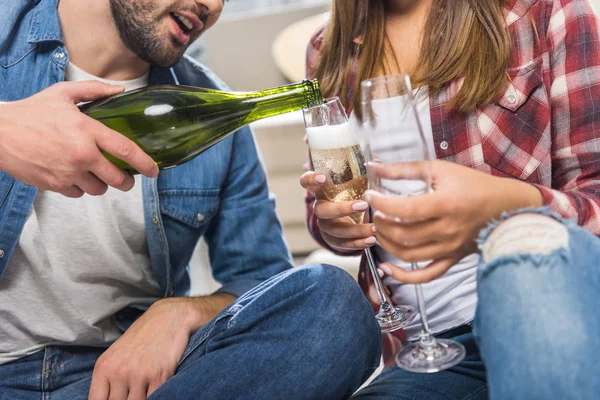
[203, 126, 294, 298]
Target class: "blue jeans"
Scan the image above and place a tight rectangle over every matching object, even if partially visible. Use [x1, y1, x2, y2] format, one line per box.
[353, 209, 600, 399]
[474, 210, 600, 399]
[0, 265, 382, 400]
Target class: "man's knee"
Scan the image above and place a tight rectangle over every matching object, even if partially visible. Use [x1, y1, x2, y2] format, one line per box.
[299, 263, 358, 292]
[481, 213, 568, 263]
[295, 263, 380, 338]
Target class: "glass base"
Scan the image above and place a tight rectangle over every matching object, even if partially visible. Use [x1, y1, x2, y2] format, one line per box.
[376, 304, 417, 333]
[395, 337, 466, 373]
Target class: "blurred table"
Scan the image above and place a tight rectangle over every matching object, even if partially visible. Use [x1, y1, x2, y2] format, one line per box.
[271, 12, 329, 82]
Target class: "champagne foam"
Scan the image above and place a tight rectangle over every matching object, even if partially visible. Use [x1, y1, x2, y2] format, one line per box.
[306, 122, 357, 150]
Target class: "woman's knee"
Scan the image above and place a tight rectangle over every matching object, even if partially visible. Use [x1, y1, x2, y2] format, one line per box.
[480, 212, 568, 264]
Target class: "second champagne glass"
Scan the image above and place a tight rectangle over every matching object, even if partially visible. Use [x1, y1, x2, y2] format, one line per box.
[303, 97, 416, 333]
[360, 74, 466, 372]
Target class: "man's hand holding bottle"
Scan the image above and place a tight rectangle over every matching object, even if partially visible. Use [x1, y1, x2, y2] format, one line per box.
[0, 81, 158, 198]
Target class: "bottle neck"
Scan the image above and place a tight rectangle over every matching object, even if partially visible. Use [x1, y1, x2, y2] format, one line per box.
[245, 80, 322, 122]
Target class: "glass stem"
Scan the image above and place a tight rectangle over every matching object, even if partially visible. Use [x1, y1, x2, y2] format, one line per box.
[365, 248, 389, 306]
[412, 262, 435, 346]
[415, 283, 431, 334]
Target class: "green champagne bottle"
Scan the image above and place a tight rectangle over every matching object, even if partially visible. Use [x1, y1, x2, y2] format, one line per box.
[79, 80, 322, 172]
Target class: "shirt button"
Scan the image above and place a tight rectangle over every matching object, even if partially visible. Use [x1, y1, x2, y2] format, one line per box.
[0, 250, 4, 259]
[440, 141, 449, 150]
[152, 216, 159, 224]
[196, 213, 205, 222]
[54, 51, 65, 60]
[506, 95, 517, 104]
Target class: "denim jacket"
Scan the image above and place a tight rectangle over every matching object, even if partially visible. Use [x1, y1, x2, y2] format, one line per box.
[0, 0, 293, 328]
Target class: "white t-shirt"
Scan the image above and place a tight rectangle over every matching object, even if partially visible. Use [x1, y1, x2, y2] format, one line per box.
[0, 62, 161, 365]
[355, 89, 479, 341]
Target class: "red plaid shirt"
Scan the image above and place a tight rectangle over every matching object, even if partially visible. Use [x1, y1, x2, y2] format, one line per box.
[304, 0, 600, 363]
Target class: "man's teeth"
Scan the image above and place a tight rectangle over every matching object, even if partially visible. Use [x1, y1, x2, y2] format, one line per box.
[174, 14, 193, 30]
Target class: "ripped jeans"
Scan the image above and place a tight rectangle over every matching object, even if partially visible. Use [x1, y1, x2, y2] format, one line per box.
[475, 208, 600, 399]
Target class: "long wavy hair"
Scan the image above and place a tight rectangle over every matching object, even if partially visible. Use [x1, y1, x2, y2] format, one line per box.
[313, 0, 510, 119]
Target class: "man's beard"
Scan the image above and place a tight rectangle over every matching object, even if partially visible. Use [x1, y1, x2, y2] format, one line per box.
[109, 0, 187, 67]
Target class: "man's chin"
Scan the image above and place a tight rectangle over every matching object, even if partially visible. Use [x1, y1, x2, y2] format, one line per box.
[138, 50, 186, 68]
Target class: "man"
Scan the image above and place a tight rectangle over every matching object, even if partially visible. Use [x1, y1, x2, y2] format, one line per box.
[0, 1, 381, 399]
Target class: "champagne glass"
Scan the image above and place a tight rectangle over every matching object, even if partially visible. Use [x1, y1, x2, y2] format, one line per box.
[360, 74, 466, 372]
[303, 97, 416, 333]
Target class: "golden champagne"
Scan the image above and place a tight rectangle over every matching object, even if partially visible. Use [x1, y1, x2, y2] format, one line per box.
[310, 140, 368, 224]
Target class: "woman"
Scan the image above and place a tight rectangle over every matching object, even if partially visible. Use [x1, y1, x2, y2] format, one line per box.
[300, 0, 600, 398]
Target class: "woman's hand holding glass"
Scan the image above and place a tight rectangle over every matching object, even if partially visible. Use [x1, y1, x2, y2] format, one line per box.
[302, 97, 416, 333]
[300, 171, 376, 251]
[365, 159, 543, 284]
[360, 73, 467, 372]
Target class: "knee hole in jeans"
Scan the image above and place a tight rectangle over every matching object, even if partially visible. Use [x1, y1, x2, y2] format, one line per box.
[482, 213, 568, 262]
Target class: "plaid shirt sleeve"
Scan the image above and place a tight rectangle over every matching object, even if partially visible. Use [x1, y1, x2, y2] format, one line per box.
[533, 0, 600, 234]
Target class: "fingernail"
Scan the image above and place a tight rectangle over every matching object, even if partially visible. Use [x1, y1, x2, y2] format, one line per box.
[352, 201, 369, 211]
[372, 225, 377, 233]
[364, 190, 376, 202]
[315, 174, 326, 184]
[365, 236, 376, 245]
[379, 263, 393, 275]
